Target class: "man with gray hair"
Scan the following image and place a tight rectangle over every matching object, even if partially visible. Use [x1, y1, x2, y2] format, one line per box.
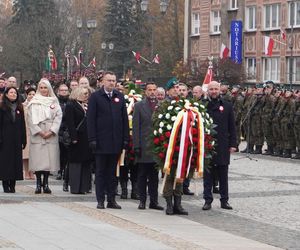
[7, 76, 17, 88]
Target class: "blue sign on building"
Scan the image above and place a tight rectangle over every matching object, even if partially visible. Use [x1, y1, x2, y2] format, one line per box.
[231, 20, 243, 64]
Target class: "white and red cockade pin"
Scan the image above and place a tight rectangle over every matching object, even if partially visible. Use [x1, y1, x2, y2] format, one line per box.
[114, 97, 120, 103]
[219, 106, 224, 112]
[50, 104, 55, 109]
[16, 110, 20, 114]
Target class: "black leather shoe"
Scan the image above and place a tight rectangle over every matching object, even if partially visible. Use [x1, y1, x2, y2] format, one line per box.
[202, 203, 211, 210]
[138, 202, 146, 210]
[43, 185, 52, 194]
[149, 203, 164, 210]
[63, 182, 69, 192]
[183, 189, 194, 195]
[56, 173, 62, 180]
[107, 201, 122, 209]
[97, 202, 105, 209]
[212, 186, 219, 194]
[221, 202, 233, 210]
[35, 186, 42, 194]
[9, 186, 15, 193]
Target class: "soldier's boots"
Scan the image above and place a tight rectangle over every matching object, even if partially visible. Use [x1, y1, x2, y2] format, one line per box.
[283, 149, 292, 158]
[263, 146, 274, 155]
[241, 144, 254, 154]
[273, 149, 283, 157]
[292, 152, 300, 159]
[173, 196, 188, 215]
[120, 180, 128, 199]
[251, 145, 262, 154]
[165, 196, 174, 215]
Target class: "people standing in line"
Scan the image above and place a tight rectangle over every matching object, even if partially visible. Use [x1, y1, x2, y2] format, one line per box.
[132, 82, 164, 210]
[202, 81, 237, 211]
[56, 84, 70, 181]
[65, 86, 92, 194]
[27, 78, 62, 194]
[69, 80, 79, 91]
[0, 87, 27, 193]
[87, 71, 129, 209]
[22, 87, 36, 180]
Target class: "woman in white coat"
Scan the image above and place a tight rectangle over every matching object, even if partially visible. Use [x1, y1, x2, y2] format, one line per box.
[27, 78, 62, 194]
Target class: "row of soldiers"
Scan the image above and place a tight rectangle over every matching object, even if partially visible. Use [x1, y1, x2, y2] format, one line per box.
[220, 82, 300, 159]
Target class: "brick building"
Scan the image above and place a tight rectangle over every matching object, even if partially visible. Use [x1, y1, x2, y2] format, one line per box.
[184, 0, 300, 86]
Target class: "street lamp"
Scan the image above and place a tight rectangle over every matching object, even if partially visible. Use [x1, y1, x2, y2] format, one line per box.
[101, 42, 114, 70]
[141, 0, 169, 13]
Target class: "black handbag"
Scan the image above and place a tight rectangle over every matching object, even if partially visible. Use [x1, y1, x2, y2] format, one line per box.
[61, 116, 86, 147]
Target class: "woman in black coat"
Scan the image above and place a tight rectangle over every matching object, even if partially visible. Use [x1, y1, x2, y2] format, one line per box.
[65, 86, 92, 194]
[0, 87, 26, 193]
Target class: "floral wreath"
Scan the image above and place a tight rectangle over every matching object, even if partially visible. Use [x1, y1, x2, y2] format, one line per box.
[152, 98, 216, 182]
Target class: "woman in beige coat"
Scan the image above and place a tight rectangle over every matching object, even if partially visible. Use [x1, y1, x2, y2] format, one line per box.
[27, 78, 62, 194]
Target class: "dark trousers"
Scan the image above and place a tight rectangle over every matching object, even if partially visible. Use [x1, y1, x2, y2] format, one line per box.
[183, 178, 190, 190]
[137, 162, 159, 204]
[59, 142, 69, 176]
[203, 164, 229, 203]
[95, 154, 119, 203]
[119, 162, 138, 183]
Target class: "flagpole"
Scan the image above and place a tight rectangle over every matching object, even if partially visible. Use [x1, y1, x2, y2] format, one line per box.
[272, 38, 286, 46]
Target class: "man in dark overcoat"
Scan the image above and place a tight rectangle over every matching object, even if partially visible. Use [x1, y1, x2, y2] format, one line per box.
[202, 81, 237, 210]
[87, 71, 129, 209]
[132, 82, 164, 210]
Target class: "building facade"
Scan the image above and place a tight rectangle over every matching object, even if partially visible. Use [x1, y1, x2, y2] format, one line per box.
[184, 0, 300, 85]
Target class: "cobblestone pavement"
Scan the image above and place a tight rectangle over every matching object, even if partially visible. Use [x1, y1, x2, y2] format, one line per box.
[0, 151, 299, 249]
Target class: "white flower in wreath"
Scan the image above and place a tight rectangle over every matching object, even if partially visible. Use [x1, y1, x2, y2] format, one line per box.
[201, 112, 205, 117]
[210, 117, 213, 123]
[130, 90, 136, 95]
[165, 113, 171, 119]
[153, 130, 158, 136]
[159, 122, 164, 128]
[194, 102, 199, 106]
[206, 113, 210, 118]
[167, 124, 172, 130]
[206, 128, 211, 135]
[171, 116, 176, 121]
[167, 105, 174, 111]
[136, 97, 142, 102]
[126, 103, 129, 108]
[158, 114, 163, 119]
[171, 100, 176, 104]
[175, 107, 181, 111]
[193, 107, 199, 112]
[158, 128, 163, 134]
[124, 95, 128, 100]
[200, 104, 205, 109]
[211, 141, 215, 146]
[179, 99, 184, 103]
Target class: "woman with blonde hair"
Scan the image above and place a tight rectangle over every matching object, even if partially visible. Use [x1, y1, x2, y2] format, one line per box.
[27, 78, 62, 194]
[64, 86, 92, 194]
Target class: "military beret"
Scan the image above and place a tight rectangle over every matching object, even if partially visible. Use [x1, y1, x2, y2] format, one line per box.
[165, 77, 178, 90]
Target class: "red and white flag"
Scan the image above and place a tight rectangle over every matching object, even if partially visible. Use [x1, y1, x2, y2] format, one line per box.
[89, 57, 96, 68]
[202, 67, 213, 91]
[280, 28, 286, 40]
[220, 43, 229, 59]
[132, 51, 141, 64]
[264, 36, 274, 56]
[73, 56, 79, 66]
[152, 54, 160, 64]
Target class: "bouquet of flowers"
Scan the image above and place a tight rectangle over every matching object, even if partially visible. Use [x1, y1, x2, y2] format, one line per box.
[152, 98, 216, 181]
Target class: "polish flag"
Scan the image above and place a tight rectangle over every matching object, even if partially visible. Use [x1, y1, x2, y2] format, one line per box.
[280, 28, 286, 40]
[152, 54, 160, 64]
[202, 67, 213, 91]
[89, 57, 96, 67]
[264, 36, 274, 56]
[132, 51, 141, 64]
[73, 56, 79, 66]
[220, 43, 229, 59]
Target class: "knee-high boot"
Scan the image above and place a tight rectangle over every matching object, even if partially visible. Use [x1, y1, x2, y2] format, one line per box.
[35, 172, 42, 194]
[173, 196, 188, 215]
[43, 171, 52, 194]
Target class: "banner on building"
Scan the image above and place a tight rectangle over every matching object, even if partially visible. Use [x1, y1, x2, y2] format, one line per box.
[230, 20, 243, 64]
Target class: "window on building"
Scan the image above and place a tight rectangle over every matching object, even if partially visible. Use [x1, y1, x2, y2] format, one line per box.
[264, 4, 280, 29]
[289, 1, 300, 27]
[229, 0, 238, 10]
[287, 57, 300, 82]
[263, 57, 280, 82]
[210, 11, 221, 34]
[246, 58, 256, 80]
[191, 13, 200, 36]
[245, 6, 256, 31]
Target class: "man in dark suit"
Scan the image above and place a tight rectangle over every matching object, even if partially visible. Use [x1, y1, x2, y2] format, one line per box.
[202, 81, 237, 211]
[132, 82, 164, 210]
[87, 71, 129, 209]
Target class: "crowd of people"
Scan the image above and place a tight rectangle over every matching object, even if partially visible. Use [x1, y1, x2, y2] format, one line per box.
[0, 72, 299, 214]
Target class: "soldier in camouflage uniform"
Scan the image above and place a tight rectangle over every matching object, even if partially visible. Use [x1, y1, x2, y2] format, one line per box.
[261, 83, 276, 155]
[231, 85, 244, 151]
[272, 90, 285, 157]
[292, 90, 300, 159]
[220, 84, 232, 102]
[249, 86, 265, 154]
[240, 87, 255, 153]
[281, 90, 296, 158]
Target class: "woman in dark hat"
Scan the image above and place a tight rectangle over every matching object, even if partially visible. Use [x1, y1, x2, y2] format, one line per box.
[0, 87, 27, 193]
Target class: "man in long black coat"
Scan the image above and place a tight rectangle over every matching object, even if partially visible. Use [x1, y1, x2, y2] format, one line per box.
[87, 71, 129, 209]
[202, 81, 237, 210]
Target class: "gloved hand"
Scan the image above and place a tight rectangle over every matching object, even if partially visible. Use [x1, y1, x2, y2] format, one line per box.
[89, 141, 97, 151]
[134, 148, 141, 158]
